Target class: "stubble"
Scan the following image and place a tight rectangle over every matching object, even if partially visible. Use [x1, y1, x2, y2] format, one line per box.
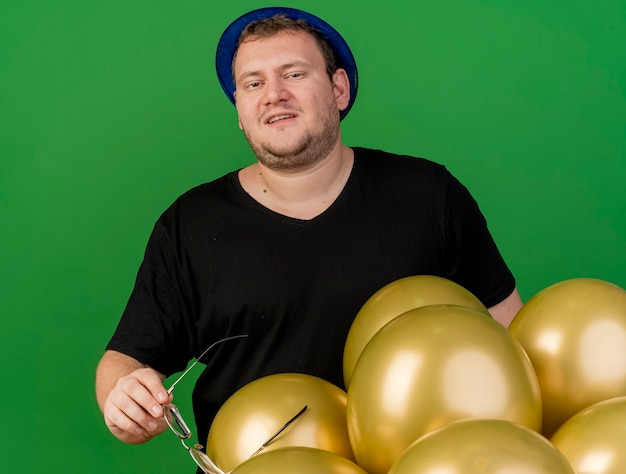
[243, 101, 341, 171]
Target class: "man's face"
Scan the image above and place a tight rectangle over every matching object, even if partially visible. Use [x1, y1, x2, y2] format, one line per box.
[233, 30, 350, 171]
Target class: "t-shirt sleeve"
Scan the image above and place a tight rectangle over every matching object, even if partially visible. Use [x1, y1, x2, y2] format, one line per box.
[106, 216, 196, 376]
[443, 173, 516, 308]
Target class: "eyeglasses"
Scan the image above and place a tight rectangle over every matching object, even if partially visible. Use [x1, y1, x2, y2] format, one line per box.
[163, 335, 247, 474]
[162, 334, 308, 473]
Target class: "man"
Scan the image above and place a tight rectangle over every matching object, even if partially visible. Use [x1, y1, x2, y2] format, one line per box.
[96, 5, 522, 460]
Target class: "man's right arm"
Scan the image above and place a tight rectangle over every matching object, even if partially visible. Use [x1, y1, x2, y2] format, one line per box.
[95, 350, 172, 444]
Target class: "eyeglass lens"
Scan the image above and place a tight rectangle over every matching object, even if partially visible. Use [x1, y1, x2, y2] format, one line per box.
[163, 403, 192, 439]
[189, 447, 226, 474]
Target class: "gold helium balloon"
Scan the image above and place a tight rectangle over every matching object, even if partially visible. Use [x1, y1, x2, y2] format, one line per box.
[389, 419, 575, 474]
[347, 305, 542, 474]
[551, 396, 626, 474]
[206, 373, 354, 473]
[231, 447, 367, 474]
[509, 278, 626, 437]
[343, 275, 489, 387]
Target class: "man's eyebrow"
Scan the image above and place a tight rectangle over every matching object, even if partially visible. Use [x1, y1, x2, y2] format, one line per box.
[236, 70, 262, 84]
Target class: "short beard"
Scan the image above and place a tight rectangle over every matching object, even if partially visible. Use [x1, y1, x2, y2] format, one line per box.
[243, 102, 341, 171]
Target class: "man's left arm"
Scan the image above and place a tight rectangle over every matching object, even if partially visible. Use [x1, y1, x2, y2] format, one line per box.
[488, 288, 523, 328]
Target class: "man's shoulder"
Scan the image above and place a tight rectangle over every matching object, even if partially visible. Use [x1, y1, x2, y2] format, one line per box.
[168, 169, 245, 209]
[353, 147, 449, 179]
[178, 171, 236, 200]
[158, 171, 240, 223]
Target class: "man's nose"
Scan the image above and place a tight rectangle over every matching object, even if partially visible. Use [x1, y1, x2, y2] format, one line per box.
[262, 78, 290, 105]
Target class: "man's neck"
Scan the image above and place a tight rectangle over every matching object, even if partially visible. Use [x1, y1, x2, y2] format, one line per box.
[238, 144, 354, 220]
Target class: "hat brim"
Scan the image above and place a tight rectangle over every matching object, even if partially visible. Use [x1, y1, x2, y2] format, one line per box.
[215, 7, 358, 120]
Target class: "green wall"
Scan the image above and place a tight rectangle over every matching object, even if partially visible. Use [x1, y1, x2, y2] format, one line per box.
[1, 0, 624, 472]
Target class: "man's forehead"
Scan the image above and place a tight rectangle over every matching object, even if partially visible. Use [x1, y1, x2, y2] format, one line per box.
[238, 27, 311, 45]
[234, 31, 322, 69]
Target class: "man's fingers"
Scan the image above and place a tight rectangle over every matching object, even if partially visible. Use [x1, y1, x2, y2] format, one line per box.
[105, 404, 152, 439]
[133, 367, 172, 407]
[106, 390, 157, 433]
[104, 368, 170, 439]
[117, 374, 164, 420]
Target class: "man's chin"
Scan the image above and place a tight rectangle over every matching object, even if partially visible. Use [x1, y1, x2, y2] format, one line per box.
[257, 154, 314, 171]
[253, 142, 317, 170]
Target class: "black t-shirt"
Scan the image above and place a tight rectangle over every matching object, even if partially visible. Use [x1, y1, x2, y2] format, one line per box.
[107, 147, 515, 446]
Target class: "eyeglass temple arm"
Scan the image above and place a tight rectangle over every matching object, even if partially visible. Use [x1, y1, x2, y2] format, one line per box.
[249, 405, 308, 458]
[167, 334, 249, 394]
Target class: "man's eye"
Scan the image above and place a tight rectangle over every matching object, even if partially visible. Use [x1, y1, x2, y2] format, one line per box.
[246, 81, 262, 89]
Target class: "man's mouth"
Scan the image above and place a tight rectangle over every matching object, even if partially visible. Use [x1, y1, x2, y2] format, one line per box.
[267, 114, 296, 124]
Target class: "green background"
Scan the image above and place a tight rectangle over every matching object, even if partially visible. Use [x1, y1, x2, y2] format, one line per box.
[1, 0, 624, 472]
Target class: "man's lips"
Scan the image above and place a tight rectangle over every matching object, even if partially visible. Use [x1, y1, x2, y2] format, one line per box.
[265, 112, 298, 125]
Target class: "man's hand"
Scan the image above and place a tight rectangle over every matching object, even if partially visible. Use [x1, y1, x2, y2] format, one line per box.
[96, 351, 172, 444]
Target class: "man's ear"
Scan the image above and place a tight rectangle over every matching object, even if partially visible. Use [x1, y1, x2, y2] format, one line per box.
[234, 91, 243, 130]
[332, 68, 351, 112]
